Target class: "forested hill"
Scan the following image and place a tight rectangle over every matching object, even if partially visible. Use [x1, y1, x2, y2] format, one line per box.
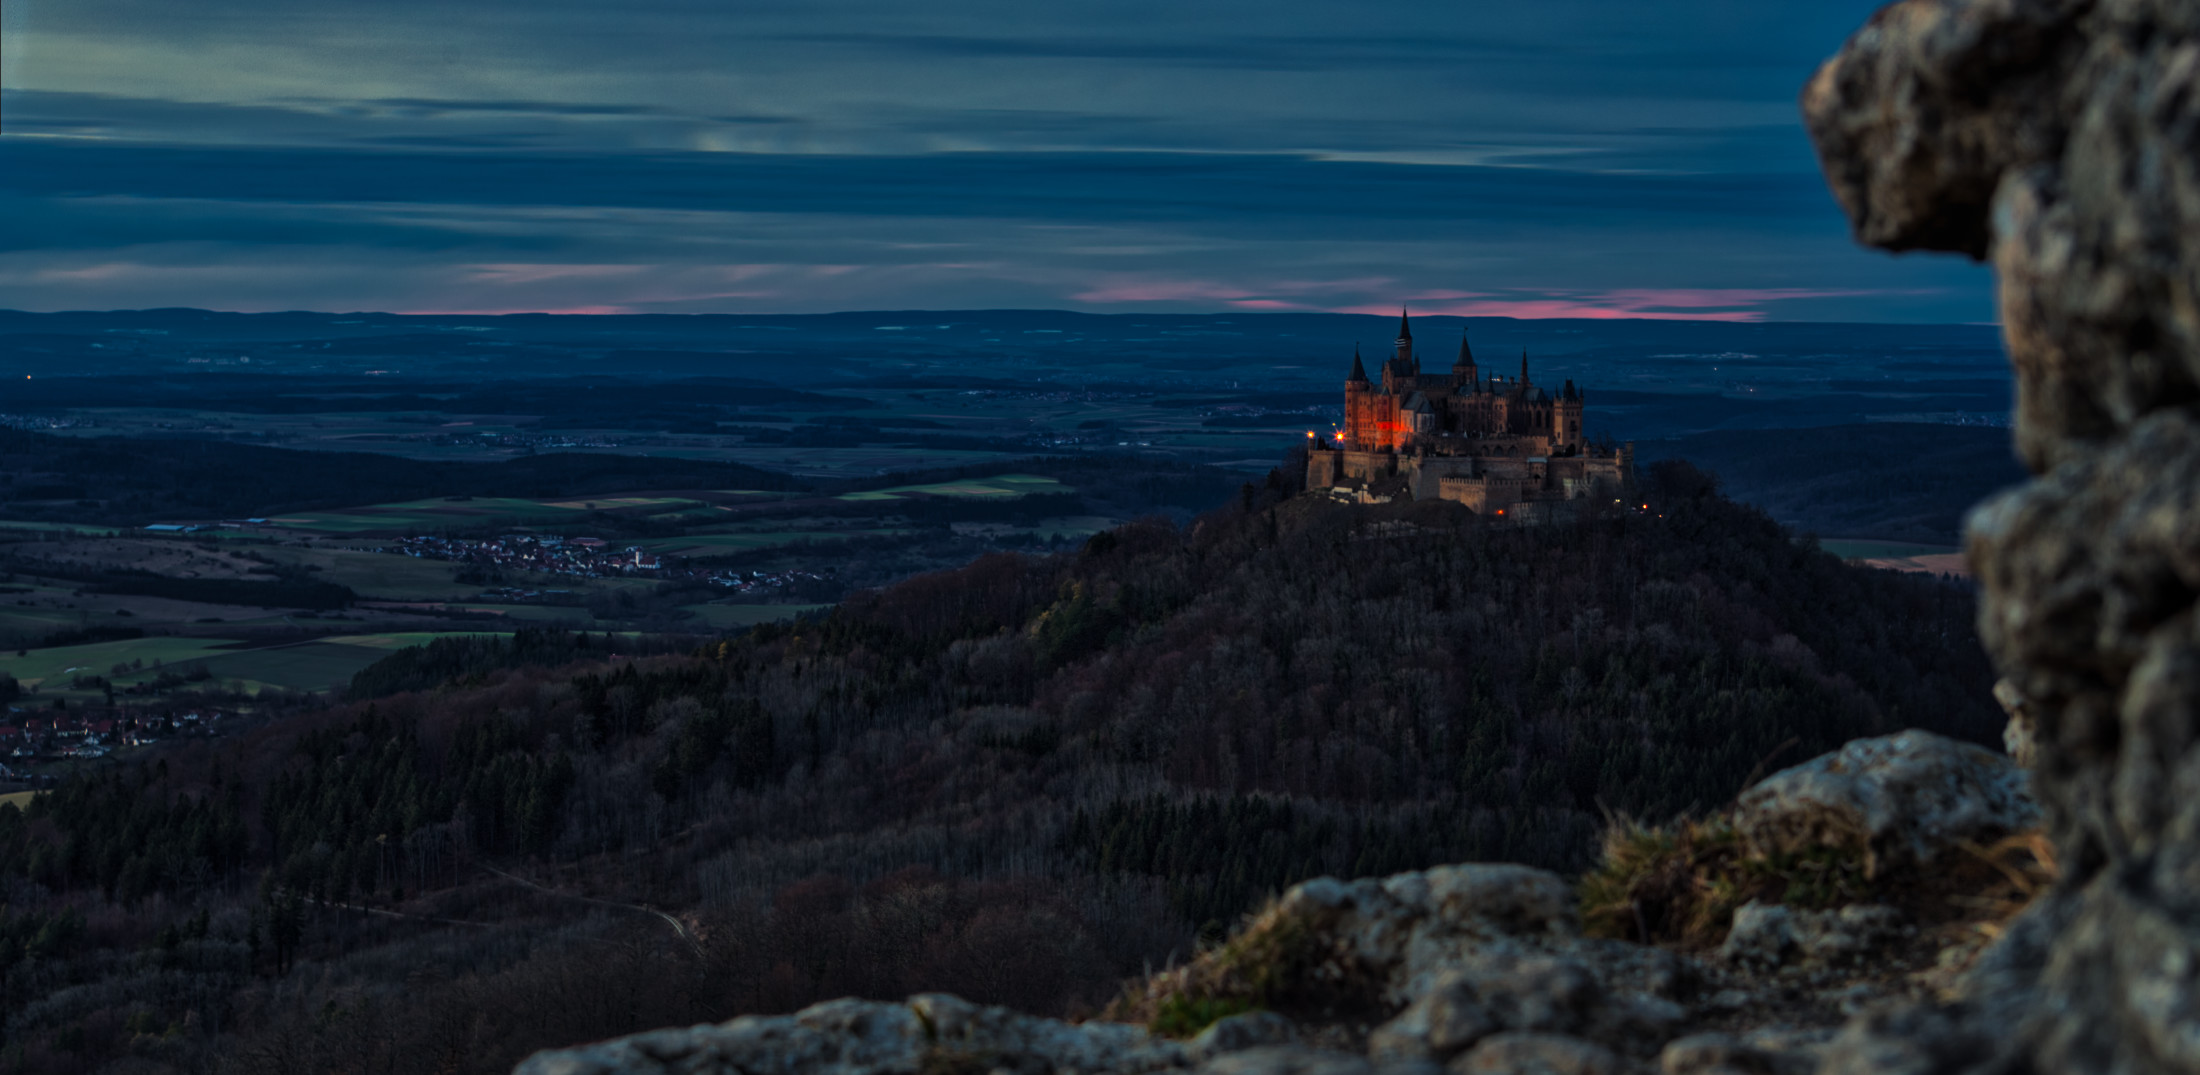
[0, 463, 2003, 1073]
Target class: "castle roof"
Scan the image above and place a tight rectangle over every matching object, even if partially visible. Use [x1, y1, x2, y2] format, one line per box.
[1396, 308, 1412, 340]
[1403, 391, 1433, 413]
[1348, 346, 1369, 383]
[1456, 330, 1476, 368]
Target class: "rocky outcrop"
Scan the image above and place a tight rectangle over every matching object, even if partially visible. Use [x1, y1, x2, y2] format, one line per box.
[514, 994, 1192, 1075]
[1732, 730, 2037, 876]
[1803, 0, 2200, 1071]
[521, 725, 2035, 1075]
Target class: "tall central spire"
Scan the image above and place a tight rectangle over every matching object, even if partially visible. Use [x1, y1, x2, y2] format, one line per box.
[1394, 307, 1413, 363]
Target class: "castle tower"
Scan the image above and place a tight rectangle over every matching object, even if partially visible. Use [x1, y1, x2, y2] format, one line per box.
[1344, 345, 1370, 449]
[1394, 308, 1413, 364]
[1453, 329, 1478, 390]
[1555, 379, 1585, 451]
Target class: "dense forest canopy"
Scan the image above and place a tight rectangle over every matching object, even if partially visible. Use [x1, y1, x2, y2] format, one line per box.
[0, 463, 2002, 1073]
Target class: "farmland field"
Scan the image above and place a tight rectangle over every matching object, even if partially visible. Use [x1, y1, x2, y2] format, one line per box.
[837, 473, 1068, 502]
[636, 530, 908, 558]
[195, 640, 412, 694]
[0, 521, 124, 537]
[0, 631, 521, 699]
[677, 603, 826, 629]
[320, 631, 513, 650]
[266, 497, 583, 534]
[0, 636, 244, 690]
[259, 547, 469, 600]
[264, 494, 732, 536]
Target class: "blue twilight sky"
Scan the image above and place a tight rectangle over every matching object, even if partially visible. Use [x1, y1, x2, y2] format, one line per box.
[0, 0, 1994, 321]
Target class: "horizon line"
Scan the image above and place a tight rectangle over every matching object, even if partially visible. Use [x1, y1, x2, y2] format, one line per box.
[0, 306, 2006, 329]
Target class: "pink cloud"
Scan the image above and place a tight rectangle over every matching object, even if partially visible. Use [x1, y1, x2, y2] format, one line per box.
[1072, 280, 1261, 303]
[460, 264, 650, 285]
[1068, 279, 1920, 321]
[1339, 299, 1768, 322]
[1073, 276, 1403, 306]
[1341, 287, 1936, 323]
[35, 263, 140, 283]
[393, 304, 641, 315]
[1594, 288, 1901, 308]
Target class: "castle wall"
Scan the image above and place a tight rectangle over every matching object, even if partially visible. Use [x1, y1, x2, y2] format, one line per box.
[1306, 449, 1341, 491]
[1405, 455, 1479, 501]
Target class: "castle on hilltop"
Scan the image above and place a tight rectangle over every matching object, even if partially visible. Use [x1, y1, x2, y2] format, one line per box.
[1305, 310, 1632, 516]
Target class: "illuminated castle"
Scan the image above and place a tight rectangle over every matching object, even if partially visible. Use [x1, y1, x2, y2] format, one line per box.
[1305, 310, 1631, 515]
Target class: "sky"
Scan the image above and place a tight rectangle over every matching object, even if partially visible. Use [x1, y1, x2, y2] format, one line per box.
[0, 0, 1995, 322]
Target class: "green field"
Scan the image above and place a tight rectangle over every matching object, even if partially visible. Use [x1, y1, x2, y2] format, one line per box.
[263, 512, 418, 534]
[0, 605, 115, 639]
[0, 631, 518, 698]
[264, 494, 704, 535]
[677, 603, 828, 629]
[320, 631, 512, 650]
[262, 547, 470, 600]
[0, 520, 125, 537]
[0, 636, 244, 690]
[541, 496, 704, 511]
[195, 641, 395, 695]
[837, 473, 1068, 502]
[445, 604, 594, 624]
[637, 530, 908, 557]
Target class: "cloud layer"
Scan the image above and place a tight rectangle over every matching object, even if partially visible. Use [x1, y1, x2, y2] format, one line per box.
[0, 0, 1992, 319]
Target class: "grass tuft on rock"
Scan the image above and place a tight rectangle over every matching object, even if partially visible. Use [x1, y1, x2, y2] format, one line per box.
[1104, 893, 1341, 1035]
[1577, 813, 2055, 949]
[1149, 995, 1258, 1039]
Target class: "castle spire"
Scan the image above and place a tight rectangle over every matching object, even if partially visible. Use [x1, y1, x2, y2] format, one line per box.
[1394, 308, 1413, 363]
[1520, 348, 1530, 384]
[1348, 345, 1369, 384]
[1457, 329, 1475, 367]
[1397, 307, 1412, 340]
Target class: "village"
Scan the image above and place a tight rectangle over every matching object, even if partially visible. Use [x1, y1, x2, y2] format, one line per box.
[0, 706, 233, 775]
[385, 533, 830, 598]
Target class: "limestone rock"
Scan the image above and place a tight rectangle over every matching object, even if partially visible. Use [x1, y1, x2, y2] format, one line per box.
[1656, 1033, 1814, 1075]
[514, 995, 1191, 1075]
[1192, 1013, 1300, 1062]
[1732, 731, 2038, 875]
[1199, 1046, 1372, 1075]
[1718, 904, 1798, 972]
[1367, 980, 1499, 1062]
[1799, 905, 1906, 966]
[1803, 0, 2200, 1071]
[1449, 1033, 1631, 1075]
[1719, 903, 1908, 972]
[1992, 679, 2038, 767]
